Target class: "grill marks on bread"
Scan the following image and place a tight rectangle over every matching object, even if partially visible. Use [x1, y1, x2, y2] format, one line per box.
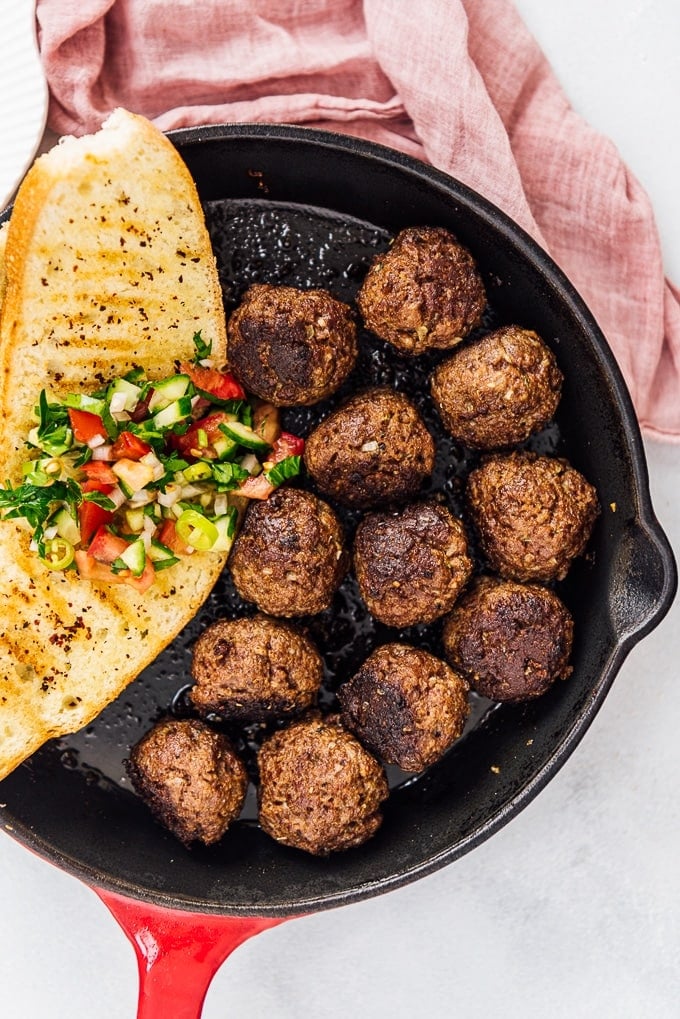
[0, 110, 228, 778]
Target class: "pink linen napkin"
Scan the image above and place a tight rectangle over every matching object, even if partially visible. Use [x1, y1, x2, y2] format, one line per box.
[36, 0, 680, 441]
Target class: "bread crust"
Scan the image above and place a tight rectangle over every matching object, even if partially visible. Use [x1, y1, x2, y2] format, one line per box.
[0, 110, 229, 780]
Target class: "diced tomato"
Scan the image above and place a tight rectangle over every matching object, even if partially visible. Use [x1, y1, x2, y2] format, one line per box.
[180, 362, 246, 402]
[110, 430, 152, 461]
[87, 525, 129, 563]
[74, 551, 155, 593]
[68, 408, 108, 444]
[78, 502, 114, 546]
[238, 473, 276, 500]
[81, 480, 115, 495]
[82, 461, 118, 486]
[81, 462, 117, 496]
[157, 518, 193, 556]
[269, 432, 305, 463]
[172, 412, 234, 460]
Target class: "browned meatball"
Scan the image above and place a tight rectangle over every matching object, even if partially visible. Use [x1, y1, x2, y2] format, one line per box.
[229, 487, 348, 616]
[189, 614, 323, 721]
[303, 387, 435, 509]
[353, 501, 473, 627]
[467, 452, 599, 582]
[356, 226, 486, 355]
[226, 283, 357, 406]
[257, 714, 388, 855]
[442, 576, 573, 702]
[126, 718, 247, 846]
[338, 643, 469, 772]
[430, 325, 563, 449]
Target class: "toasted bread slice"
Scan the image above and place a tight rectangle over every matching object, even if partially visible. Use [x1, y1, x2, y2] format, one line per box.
[0, 110, 229, 780]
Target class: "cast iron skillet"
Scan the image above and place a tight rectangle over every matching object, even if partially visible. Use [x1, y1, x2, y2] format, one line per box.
[0, 126, 675, 1017]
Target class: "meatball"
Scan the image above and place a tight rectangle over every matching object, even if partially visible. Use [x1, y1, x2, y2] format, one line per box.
[353, 501, 473, 627]
[356, 226, 486, 355]
[226, 283, 357, 406]
[257, 714, 388, 855]
[467, 452, 599, 582]
[229, 487, 348, 616]
[126, 718, 247, 846]
[303, 387, 435, 508]
[442, 576, 574, 702]
[338, 643, 469, 772]
[190, 614, 323, 721]
[430, 325, 563, 449]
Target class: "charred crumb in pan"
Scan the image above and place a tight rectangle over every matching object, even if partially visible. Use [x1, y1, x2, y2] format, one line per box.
[442, 576, 574, 702]
[357, 226, 487, 355]
[228, 487, 348, 617]
[257, 712, 388, 855]
[338, 643, 470, 772]
[430, 325, 563, 449]
[303, 386, 435, 509]
[352, 501, 473, 628]
[466, 451, 600, 582]
[226, 283, 357, 406]
[125, 717, 247, 846]
[189, 613, 323, 722]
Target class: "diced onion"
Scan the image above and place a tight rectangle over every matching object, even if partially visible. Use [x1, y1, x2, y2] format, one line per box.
[157, 484, 181, 508]
[44, 525, 58, 540]
[91, 444, 113, 460]
[240, 453, 260, 475]
[213, 493, 228, 517]
[129, 490, 154, 506]
[180, 483, 206, 499]
[109, 392, 128, 414]
[140, 450, 165, 482]
[87, 434, 107, 449]
[108, 485, 128, 509]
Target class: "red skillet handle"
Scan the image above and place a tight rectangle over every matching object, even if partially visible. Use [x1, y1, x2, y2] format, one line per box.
[95, 887, 286, 1019]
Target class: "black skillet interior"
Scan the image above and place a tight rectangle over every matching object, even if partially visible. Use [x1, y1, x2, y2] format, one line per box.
[0, 127, 675, 917]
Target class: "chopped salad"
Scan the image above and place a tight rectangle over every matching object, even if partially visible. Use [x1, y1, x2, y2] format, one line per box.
[0, 334, 304, 591]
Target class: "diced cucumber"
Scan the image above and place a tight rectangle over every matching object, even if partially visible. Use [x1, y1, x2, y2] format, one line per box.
[147, 539, 180, 570]
[147, 374, 191, 412]
[220, 420, 270, 455]
[124, 506, 146, 533]
[108, 377, 142, 412]
[212, 509, 239, 553]
[119, 539, 146, 577]
[53, 507, 81, 545]
[63, 392, 106, 416]
[152, 396, 193, 429]
[212, 434, 240, 460]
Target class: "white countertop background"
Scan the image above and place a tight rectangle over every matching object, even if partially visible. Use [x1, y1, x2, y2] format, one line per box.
[1, 2, 679, 1016]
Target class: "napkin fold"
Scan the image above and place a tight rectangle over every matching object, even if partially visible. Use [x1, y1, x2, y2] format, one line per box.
[36, 0, 680, 440]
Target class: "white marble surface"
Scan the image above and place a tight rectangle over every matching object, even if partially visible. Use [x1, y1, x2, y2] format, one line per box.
[1, 2, 679, 1017]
